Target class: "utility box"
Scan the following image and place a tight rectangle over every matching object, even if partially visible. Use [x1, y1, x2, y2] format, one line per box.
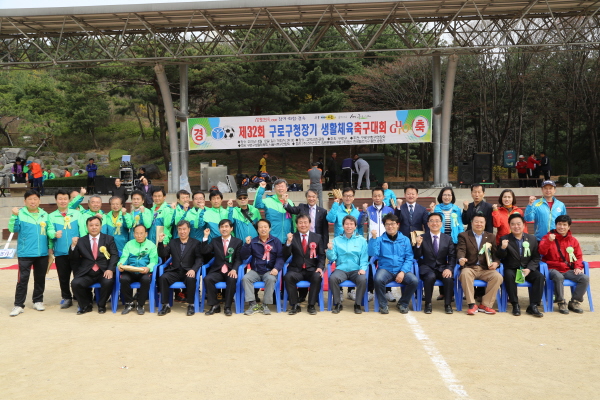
[358, 153, 385, 186]
[199, 162, 209, 190]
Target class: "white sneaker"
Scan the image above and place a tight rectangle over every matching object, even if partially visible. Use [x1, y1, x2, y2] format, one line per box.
[368, 292, 374, 302]
[348, 291, 356, 301]
[340, 289, 344, 301]
[385, 291, 396, 302]
[33, 302, 45, 311]
[9, 306, 24, 316]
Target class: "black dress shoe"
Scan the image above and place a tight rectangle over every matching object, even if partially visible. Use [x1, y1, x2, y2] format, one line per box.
[354, 304, 362, 314]
[205, 305, 221, 316]
[512, 303, 521, 316]
[76, 305, 93, 315]
[332, 304, 343, 314]
[424, 303, 432, 314]
[61, 299, 73, 309]
[186, 304, 195, 316]
[121, 303, 134, 315]
[224, 307, 232, 316]
[137, 305, 145, 315]
[526, 304, 544, 318]
[97, 306, 107, 314]
[307, 305, 317, 315]
[288, 304, 300, 315]
[298, 297, 306, 303]
[158, 305, 171, 316]
[444, 304, 453, 314]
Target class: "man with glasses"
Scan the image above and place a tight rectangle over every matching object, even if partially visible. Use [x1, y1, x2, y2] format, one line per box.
[227, 189, 261, 241]
[326, 187, 362, 238]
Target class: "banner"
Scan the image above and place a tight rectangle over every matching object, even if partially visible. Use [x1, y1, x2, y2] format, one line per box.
[188, 109, 432, 151]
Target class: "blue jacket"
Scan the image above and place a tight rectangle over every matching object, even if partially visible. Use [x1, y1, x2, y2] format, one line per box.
[326, 201, 363, 237]
[240, 235, 284, 275]
[383, 189, 397, 207]
[85, 163, 98, 178]
[525, 197, 567, 240]
[368, 232, 413, 275]
[49, 208, 83, 256]
[9, 207, 55, 257]
[364, 204, 395, 238]
[253, 186, 295, 244]
[326, 234, 368, 272]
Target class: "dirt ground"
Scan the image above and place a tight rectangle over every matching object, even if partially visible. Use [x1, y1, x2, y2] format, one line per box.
[1, 268, 599, 400]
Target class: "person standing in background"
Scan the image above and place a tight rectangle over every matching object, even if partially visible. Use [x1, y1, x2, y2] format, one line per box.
[86, 158, 98, 194]
[326, 152, 339, 190]
[539, 151, 551, 181]
[259, 152, 268, 173]
[307, 162, 324, 206]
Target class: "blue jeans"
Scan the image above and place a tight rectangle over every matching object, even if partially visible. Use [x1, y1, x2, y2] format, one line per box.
[374, 268, 418, 308]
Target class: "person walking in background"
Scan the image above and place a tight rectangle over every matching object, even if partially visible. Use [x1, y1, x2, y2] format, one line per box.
[259, 152, 268, 173]
[353, 154, 370, 190]
[86, 158, 98, 194]
[526, 152, 540, 187]
[539, 151, 551, 180]
[307, 162, 324, 206]
[516, 155, 528, 188]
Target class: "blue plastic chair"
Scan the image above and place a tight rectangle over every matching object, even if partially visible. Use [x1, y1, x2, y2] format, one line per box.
[455, 264, 504, 311]
[414, 260, 455, 309]
[76, 282, 117, 313]
[238, 256, 283, 313]
[370, 257, 420, 312]
[113, 263, 159, 313]
[499, 262, 550, 313]
[545, 261, 594, 312]
[326, 260, 369, 312]
[200, 257, 247, 314]
[282, 260, 325, 312]
[157, 257, 202, 314]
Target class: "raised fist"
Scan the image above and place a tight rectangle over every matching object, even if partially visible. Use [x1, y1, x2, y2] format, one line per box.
[121, 207, 127, 214]
[139, 206, 145, 213]
[463, 200, 469, 210]
[170, 202, 177, 209]
[396, 198, 403, 208]
[183, 202, 189, 211]
[429, 202, 435, 212]
[80, 187, 87, 195]
[327, 242, 333, 250]
[12, 207, 19, 216]
[529, 196, 536, 206]
[281, 193, 289, 202]
[259, 181, 267, 189]
[158, 233, 165, 243]
[371, 230, 377, 239]
[333, 198, 340, 204]
[203, 228, 211, 238]
[548, 233, 556, 241]
[363, 203, 369, 211]
[72, 237, 79, 246]
[501, 239, 509, 249]
[56, 230, 63, 239]
[245, 236, 252, 244]
[492, 204, 498, 211]
[227, 199, 234, 208]
[286, 233, 294, 243]
[95, 213, 103, 218]
[415, 235, 423, 246]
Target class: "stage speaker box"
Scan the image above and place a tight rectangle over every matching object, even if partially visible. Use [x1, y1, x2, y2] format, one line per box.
[457, 161, 474, 185]
[473, 152, 493, 182]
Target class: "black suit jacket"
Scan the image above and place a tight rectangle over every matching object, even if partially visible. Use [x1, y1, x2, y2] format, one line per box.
[112, 186, 129, 204]
[201, 236, 243, 274]
[283, 202, 329, 247]
[394, 202, 429, 238]
[136, 183, 155, 208]
[413, 232, 456, 273]
[461, 201, 493, 233]
[158, 237, 203, 273]
[283, 231, 325, 272]
[496, 233, 540, 271]
[69, 233, 119, 278]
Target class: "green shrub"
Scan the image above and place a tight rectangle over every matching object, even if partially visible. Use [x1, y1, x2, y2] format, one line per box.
[556, 174, 600, 187]
[109, 149, 129, 161]
[44, 177, 88, 188]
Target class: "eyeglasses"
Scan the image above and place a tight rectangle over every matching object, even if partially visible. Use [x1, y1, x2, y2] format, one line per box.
[429, 220, 442, 224]
[384, 223, 397, 227]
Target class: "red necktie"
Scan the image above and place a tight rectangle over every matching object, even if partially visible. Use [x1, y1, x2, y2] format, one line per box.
[61, 212, 66, 217]
[221, 239, 228, 273]
[302, 234, 307, 269]
[92, 237, 99, 271]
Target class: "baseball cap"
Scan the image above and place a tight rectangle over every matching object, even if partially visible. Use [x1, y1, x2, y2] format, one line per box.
[236, 189, 248, 198]
[541, 180, 556, 187]
[518, 155, 524, 158]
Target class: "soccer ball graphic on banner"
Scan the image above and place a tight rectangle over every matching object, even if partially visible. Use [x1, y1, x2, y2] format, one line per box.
[211, 126, 235, 140]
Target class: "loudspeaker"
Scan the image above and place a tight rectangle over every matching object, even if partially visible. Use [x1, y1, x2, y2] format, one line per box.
[473, 152, 493, 182]
[457, 161, 473, 185]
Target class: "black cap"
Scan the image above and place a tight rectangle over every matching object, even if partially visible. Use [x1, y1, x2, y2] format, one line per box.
[236, 189, 248, 198]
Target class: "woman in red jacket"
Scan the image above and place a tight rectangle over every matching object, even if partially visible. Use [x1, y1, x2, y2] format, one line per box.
[526, 153, 541, 187]
[492, 189, 527, 245]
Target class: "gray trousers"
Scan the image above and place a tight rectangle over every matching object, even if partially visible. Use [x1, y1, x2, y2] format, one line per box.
[243, 269, 277, 305]
[328, 269, 367, 306]
[549, 269, 589, 302]
[309, 184, 323, 207]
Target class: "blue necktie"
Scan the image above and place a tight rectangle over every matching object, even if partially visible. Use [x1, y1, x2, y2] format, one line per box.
[409, 204, 414, 223]
[433, 235, 439, 256]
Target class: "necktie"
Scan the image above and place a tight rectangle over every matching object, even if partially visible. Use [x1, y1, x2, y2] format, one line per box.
[92, 237, 99, 271]
[310, 207, 316, 232]
[221, 239, 229, 273]
[302, 234, 307, 269]
[60, 212, 66, 217]
[409, 204, 414, 223]
[433, 235, 439, 256]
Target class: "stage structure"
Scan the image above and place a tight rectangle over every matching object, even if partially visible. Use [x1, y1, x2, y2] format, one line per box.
[2, 0, 599, 189]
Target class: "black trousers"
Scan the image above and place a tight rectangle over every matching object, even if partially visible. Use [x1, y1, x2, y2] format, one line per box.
[120, 271, 152, 305]
[72, 270, 114, 309]
[204, 270, 237, 308]
[159, 270, 197, 304]
[518, 172, 527, 188]
[14, 256, 48, 308]
[527, 169, 537, 187]
[55, 255, 75, 300]
[541, 169, 551, 180]
[284, 269, 322, 306]
[87, 176, 95, 194]
[342, 169, 352, 188]
[420, 267, 454, 305]
[503, 268, 544, 304]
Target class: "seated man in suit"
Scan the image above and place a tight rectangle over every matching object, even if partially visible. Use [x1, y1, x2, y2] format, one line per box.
[240, 219, 284, 315]
[457, 212, 503, 315]
[326, 215, 368, 314]
[117, 225, 159, 315]
[368, 213, 417, 314]
[413, 212, 456, 314]
[70, 216, 119, 314]
[201, 219, 243, 316]
[157, 220, 203, 316]
[283, 214, 325, 315]
[496, 213, 544, 318]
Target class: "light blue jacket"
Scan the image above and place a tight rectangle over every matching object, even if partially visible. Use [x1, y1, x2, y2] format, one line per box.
[326, 201, 363, 237]
[253, 186, 295, 243]
[383, 189, 397, 207]
[525, 197, 567, 240]
[368, 232, 413, 275]
[326, 234, 368, 272]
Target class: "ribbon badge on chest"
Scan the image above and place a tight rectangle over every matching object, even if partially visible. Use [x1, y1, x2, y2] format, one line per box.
[522, 241, 530, 257]
[115, 220, 122, 235]
[226, 247, 234, 262]
[451, 213, 459, 227]
[39, 221, 46, 235]
[309, 242, 317, 258]
[63, 216, 72, 229]
[566, 246, 577, 262]
[262, 244, 272, 261]
[99, 246, 110, 259]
